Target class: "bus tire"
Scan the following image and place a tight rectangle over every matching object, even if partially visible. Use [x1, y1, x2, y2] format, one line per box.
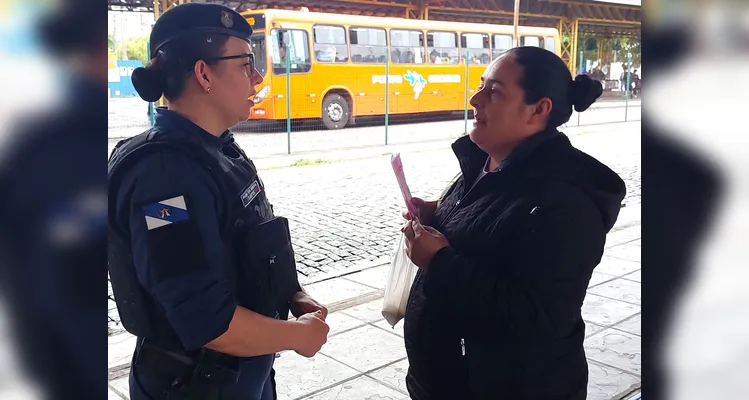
[322, 93, 350, 130]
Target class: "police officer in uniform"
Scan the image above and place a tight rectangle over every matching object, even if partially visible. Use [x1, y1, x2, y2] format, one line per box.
[107, 4, 330, 399]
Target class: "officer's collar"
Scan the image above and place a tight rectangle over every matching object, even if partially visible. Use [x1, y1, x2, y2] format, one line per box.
[154, 108, 232, 149]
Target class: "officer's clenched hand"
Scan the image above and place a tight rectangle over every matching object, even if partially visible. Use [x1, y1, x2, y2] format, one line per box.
[294, 311, 329, 358]
[402, 219, 450, 270]
[290, 291, 328, 319]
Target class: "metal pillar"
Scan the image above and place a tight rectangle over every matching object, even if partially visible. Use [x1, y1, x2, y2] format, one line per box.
[625, 52, 631, 121]
[152, 0, 189, 107]
[464, 51, 469, 135]
[558, 17, 579, 75]
[385, 52, 389, 144]
[419, 6, 429, 19]
[147, 34, 155, 125]
[513, 0, 520, 47]
[155, 0, 187, 20]
[404, 0, 422, 19]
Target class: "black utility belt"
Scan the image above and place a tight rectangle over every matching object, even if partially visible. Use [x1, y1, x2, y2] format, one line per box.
[135, 340, 240, 400]
[136, 340, 194, 378]
[135, 339, 240, 386]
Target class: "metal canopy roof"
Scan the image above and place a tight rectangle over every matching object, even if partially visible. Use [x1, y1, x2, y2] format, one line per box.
[108, 0, 640, 37]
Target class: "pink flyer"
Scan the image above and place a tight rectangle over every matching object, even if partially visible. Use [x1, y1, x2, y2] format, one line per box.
[391, 153, 419, 219]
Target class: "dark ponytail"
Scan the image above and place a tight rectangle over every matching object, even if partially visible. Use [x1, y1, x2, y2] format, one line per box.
[569, 74, 604, 112]
[508, 46, 603, 128]
[131, 33, 230, 102]
[132, 54, 167, 102]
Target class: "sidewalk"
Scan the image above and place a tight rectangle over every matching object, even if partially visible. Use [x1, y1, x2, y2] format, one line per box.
[250, 121, 640, 171]
[108, 200, 641, 400]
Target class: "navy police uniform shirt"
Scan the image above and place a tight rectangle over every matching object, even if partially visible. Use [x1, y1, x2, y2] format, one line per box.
[111, 109, 276, 399]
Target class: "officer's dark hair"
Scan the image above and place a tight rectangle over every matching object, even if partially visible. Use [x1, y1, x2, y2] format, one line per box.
[507, 46, 603, 128]
[131, 33, 231, 102]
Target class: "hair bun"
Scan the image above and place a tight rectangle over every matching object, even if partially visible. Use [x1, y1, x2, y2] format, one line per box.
[569, 74, 603, 112]
[131, 65, 165, 103]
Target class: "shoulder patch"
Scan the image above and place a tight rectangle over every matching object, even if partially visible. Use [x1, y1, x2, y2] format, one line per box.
[142, 195, 189, 230]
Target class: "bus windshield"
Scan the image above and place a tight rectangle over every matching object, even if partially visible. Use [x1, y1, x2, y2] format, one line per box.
[250, 33, 267, 77]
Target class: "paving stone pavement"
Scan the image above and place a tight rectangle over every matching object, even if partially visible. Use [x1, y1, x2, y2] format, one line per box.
[247, 123, 641, 281]
[109, 125, 640, 334]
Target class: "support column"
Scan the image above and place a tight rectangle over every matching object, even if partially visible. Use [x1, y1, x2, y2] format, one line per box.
[558, 17, 579, 75]
[152, 0, 188, 107]
[513, 0, 520, 47]
[155, 0, 186, 20]
[404, 0, 420, 19]
[419, 6, 429, 19]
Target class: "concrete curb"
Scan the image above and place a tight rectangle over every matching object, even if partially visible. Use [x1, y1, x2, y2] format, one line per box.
[616, 386, 642, 400]
[298, 257, 391, 286]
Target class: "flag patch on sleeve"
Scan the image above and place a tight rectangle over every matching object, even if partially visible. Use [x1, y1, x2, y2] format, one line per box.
[142, 195, 189, 230]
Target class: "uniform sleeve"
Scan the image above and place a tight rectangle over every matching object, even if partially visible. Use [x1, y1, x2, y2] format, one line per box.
[126, 150, 236, 351]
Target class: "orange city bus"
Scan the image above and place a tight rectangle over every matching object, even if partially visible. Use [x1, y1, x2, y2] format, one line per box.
[242, 9, 561, 130]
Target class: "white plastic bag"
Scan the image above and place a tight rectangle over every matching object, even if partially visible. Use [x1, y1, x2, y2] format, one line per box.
[381, 232, 418, 328]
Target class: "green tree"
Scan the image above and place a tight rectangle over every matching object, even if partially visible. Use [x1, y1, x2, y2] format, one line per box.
[617, 38, 641, 67]
[116, 35, 149, 65]
[108, 34, 115, 52]
[593, 37, 641, 67]
[572, 36, 641, 72]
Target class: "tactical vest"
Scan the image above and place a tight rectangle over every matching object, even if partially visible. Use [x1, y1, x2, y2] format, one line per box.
[108, 129, 300, 348]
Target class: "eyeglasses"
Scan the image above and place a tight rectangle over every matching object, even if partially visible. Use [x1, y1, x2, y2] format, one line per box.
[204, 53, 255, 76]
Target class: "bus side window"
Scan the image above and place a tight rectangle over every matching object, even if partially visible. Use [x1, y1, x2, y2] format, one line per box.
[492, 34, 512, 60]
[545, 36, 557, 53]
[461, 32, 490, 64]
[271, 29, 312, 75]
[313, 25, 348, 63]
[521, 36, 544, 48]
[350, 27, 387, 64]
[427, 31, 458, 65]
[390, 29, 424, 64]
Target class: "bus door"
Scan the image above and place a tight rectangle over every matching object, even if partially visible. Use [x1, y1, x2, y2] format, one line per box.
[271, 28, 314, 119]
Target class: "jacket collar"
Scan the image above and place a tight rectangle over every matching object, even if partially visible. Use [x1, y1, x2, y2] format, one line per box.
[451, 128, 561, 183]
[153, 108, 233, 150]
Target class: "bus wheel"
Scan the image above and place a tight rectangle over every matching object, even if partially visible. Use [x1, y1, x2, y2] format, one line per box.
[322, 94, 350, 130]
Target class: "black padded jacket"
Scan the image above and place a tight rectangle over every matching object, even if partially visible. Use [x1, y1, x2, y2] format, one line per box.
[403, 129, 626, 400]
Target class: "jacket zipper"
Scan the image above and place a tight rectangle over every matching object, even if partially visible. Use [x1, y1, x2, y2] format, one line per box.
[441, 182, 473, 223]
[441, 172, 497, 224]
[461, 338, 466, 356]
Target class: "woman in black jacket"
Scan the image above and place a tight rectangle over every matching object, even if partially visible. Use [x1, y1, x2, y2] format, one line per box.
[401, 46, 627, 400]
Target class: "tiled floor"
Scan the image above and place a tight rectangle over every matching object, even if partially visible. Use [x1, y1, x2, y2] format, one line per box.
[108, 212, 641, 400]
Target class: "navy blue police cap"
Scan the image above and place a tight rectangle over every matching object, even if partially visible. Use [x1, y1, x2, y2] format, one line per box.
[149, 3, 252, 58]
